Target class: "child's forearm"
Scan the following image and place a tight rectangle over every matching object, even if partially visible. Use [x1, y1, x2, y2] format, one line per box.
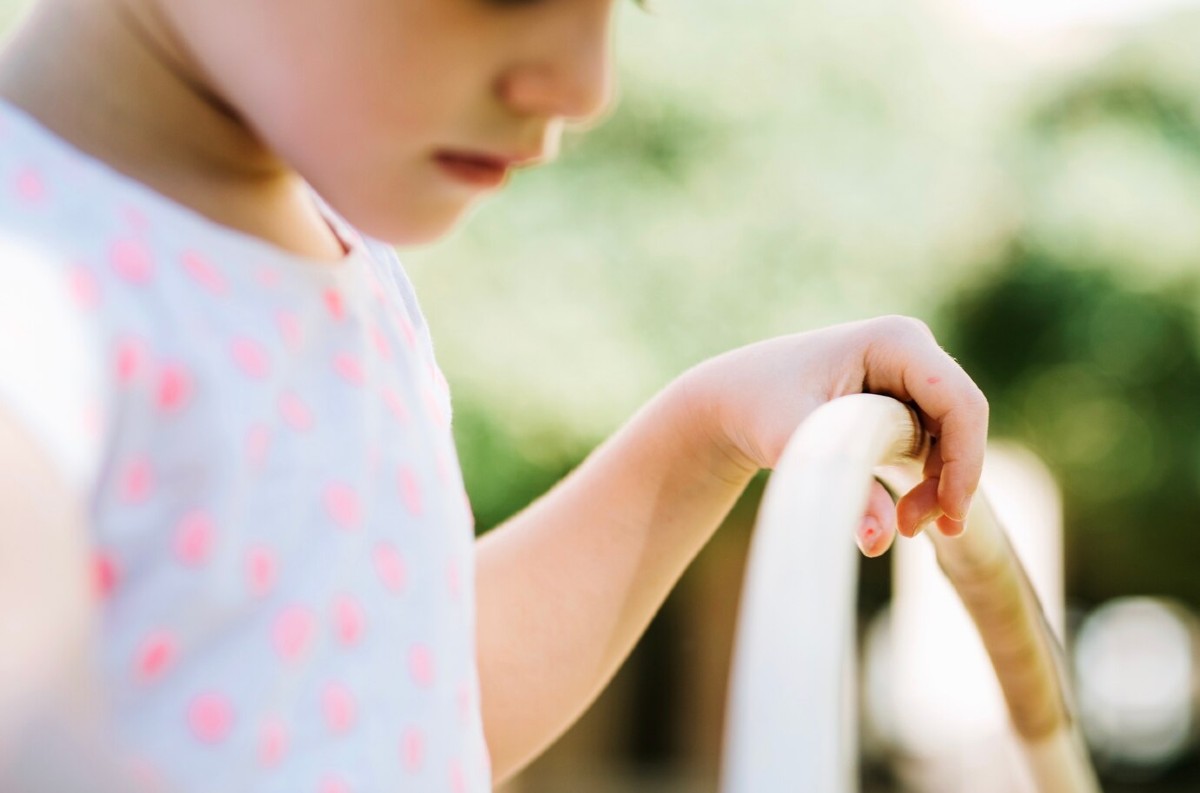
[474, 373, 754, 783]
[473, 318, 989, 782]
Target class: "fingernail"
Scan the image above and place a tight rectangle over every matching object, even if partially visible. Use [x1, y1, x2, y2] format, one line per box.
[860, 516, 881, 552]
[861, 516, 880, 540]
[938, 515, 967, 538]
[912, 507, 941, 538]
[952, 495, 974, 523]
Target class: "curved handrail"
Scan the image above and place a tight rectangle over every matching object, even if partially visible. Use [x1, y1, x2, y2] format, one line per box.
[719, 393, 1099, 793]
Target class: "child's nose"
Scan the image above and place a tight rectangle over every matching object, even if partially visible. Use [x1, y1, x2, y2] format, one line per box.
[496, 19, 615, 126]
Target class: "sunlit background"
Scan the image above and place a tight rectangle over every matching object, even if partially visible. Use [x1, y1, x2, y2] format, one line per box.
[5, 0, 1200, 789]
[408, 0, 1200, 789]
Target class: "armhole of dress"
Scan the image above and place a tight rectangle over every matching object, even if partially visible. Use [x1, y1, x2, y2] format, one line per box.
[0, 234, 109, 496]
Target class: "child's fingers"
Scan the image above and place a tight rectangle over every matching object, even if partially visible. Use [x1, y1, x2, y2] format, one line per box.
[932, 400, 986, 522]
[860, 316, 989, 522]
[896, 475, 940, 538]
[857, 480, 898, 557]
[935, 512, 966, 537]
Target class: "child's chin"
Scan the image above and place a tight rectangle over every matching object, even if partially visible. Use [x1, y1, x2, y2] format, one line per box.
[360, 204, 474, 249]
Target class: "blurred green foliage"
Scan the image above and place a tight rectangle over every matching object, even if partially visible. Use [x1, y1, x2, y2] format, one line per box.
[943, 256, 1200, 603]
[943, 10, 1200, 606]
[3, 0, 1200, 611]
[411, 0, 1009, 532]
[415, 0, 1200, 624]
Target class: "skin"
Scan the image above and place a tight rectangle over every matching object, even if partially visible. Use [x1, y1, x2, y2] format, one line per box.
[0, 0, 988, 784]
[0, 0, 614, 253]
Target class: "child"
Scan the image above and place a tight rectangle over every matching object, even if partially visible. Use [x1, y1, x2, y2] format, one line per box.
[0, 0, 988, 790]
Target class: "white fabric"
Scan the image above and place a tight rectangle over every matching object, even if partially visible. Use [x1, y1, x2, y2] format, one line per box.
[0, 231, 105, 488]
[0, 97, 488, 793]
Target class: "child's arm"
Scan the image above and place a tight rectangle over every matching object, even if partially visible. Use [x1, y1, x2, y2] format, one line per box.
[474, 315, 988, 781]
[0, 407, 137, 791]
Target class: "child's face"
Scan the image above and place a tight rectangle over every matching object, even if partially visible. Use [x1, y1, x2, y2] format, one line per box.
[157, 0, 617, 245]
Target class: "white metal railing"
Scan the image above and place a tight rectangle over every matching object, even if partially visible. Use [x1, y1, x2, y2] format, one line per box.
[720, 394, 1100, 793]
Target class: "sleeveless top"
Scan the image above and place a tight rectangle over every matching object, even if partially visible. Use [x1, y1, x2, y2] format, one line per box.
[0, 97, 490, 793]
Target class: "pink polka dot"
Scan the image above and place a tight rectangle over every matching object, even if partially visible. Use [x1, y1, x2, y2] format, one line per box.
[257, 718, 288, 768]
[247, 545, 277, 597]
[279, 391, 314, 431]
[369, 324, 391, 358]
[369, 326, 393, 359]
[231, 337, 271, 379]
[367, 274, 387, 302]
[409, 644, 435, 689]
[245, 424, 271, 467]
[401, 728, 425, 773]
[333, 353, 365, 386]
[397, 466, 423, 516]
[67, 267, 100, 310]
[450, 759, 467, 793]
[115, 337, 149, 385]
[135, 631, 177, 682]
[110, 238, 154, 284]
[14, 166, 46, 204]
[187, 693, 235, 744]
[119, 457, 155, 504]
[255, 266, 281, 288]
[319, 776, 351, 793]
[332, 594, 364, 647]
[456, 682, 473, 724]
[435, 450, 454, 483]
[272, 606, 316, 662]
[322, 682, 356, 734]
[121, 205, 150, 232]
[93, 552, 119, 599]
[122, 756, 164, 791]
[182, 250, 228, 295]
[156, 363, 193, 413]
[393, 310, 417, 349]
[276, 311, 303, 351]
[422, 386, 447, 427]
[173, 510, 215, 566]
[324, 483, 362, 530]
[373, 543, 406, 593]
[82, 400, 104, 440]
[324, 288, 346, 321]
[381, 388, 411, 424]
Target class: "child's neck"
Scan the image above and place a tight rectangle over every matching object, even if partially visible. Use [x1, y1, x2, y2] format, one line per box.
[0, 0, 348, 262]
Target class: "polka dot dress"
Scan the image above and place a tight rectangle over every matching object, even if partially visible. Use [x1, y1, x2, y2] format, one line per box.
[0, 99, 489, 793]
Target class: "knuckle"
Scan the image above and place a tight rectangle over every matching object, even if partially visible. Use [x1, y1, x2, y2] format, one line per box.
[962, 384, 990, 418]
[877, 314, 934, 342]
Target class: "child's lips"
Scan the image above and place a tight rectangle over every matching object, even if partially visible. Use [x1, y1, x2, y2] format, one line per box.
[433, 149, 543, 189]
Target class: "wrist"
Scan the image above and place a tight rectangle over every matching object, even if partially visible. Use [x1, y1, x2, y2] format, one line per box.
[665, 364, 761, 489]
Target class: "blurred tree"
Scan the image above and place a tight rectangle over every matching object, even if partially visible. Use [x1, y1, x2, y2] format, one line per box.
[411, 0, 1004, 532]
[941, 8, 1200, 607]
[942, 254, 1200, 604]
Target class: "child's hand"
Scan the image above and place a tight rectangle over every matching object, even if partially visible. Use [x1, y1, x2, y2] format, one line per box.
[677, 316, 988, 556]
[477, 314, 983, 774]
